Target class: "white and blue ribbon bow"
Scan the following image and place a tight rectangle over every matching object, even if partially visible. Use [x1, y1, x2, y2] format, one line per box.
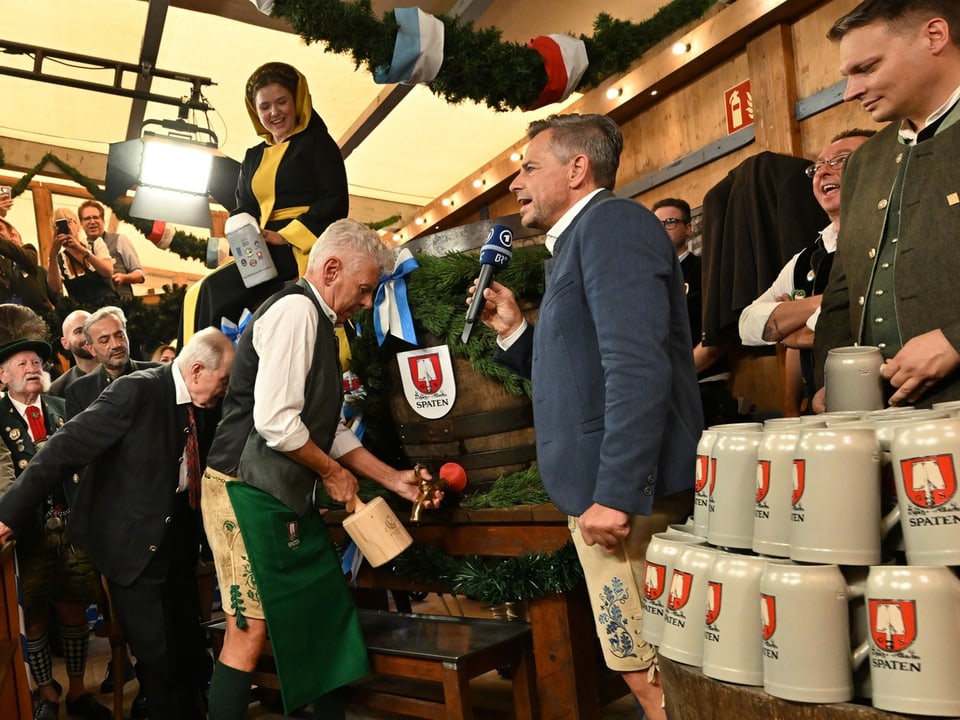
[373, 249, 419, 346]
[373, 7, 445, 85]
[340, 541, 365, 585]
[221, 308, 253, 347]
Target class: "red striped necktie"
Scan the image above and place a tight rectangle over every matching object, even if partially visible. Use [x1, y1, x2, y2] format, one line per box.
[185, 405, 201, 509]
[26, 406, 46, 442]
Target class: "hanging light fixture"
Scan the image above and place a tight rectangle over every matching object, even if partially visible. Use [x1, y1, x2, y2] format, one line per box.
[106, 100, 240, 229]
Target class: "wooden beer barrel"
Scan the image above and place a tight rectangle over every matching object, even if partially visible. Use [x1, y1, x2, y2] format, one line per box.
[387, 345, 536, 486]
[383, 216, 544, 487]
[660, 657, 914, 720]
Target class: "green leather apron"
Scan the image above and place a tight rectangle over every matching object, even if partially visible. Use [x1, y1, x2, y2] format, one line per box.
[226, 481, 369, 712]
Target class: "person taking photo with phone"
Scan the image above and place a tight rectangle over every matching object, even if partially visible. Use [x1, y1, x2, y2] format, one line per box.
[46, 208, 118, 307]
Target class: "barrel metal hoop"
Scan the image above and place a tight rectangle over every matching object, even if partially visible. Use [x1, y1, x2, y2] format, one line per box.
[406, 445, 538, 472]
[398, 405, 534, 443]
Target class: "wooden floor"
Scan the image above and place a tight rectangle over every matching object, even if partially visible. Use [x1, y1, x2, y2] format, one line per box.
[49, 593, 639, 719]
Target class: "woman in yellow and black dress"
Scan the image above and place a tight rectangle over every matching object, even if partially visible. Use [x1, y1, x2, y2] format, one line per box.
[181, 62, 348, 342]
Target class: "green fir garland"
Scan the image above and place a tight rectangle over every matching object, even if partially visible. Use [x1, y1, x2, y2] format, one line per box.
[271, 0, 719, 111]
[460, 465, 550, 510]
[391, 542, 583, 606]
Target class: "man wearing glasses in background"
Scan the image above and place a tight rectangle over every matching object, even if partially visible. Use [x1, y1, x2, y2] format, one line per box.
[738, 130, 874, 414]
[653, 198, 738, 426]
[77, 201, 144, 299]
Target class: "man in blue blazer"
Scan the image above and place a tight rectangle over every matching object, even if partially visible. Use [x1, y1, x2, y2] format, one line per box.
[0, 327, 235, 720]
[475, 114, 703, 719]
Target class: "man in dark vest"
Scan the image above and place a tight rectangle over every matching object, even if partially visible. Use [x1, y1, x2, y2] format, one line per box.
[739, 130, 874, 413]
[0, 304, 109, 720]
[77, 200, 145, 299]
[815, 0, 960, 409]
[202, 218, 434, 720]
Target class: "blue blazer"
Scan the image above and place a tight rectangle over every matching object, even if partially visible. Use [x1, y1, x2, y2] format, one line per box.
[497, 192, 703, 516]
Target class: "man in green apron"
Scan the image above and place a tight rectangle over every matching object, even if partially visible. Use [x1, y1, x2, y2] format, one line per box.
[202, 218, 435, 719]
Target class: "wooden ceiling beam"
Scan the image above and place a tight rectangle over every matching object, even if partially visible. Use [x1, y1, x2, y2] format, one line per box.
[125, 0, 172, 141]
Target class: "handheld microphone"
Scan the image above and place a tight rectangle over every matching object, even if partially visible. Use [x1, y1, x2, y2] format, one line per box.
[461, 224, 513, 343]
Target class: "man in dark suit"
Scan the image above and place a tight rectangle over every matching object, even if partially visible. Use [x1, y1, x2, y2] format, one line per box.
[473, 114, 703, 720]
[815, 0, 960, 408]
[0, 325, 109, 720]
[66, 305, 159, 418]
[62, 304, 159, 707]
[652, 197, 738, 426]
[0, 327, 235, 720]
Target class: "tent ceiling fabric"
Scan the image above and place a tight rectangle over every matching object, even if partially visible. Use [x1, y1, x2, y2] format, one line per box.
[0, 0, 666, 215]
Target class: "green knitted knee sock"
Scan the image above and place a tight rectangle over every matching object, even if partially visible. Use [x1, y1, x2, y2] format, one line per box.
[207, 660, 253, 720]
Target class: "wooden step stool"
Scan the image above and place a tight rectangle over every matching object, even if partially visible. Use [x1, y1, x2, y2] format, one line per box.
[207, 609, 538, 720]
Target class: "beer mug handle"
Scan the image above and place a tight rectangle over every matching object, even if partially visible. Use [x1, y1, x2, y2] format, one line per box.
[846, 581, 870, 672]
[881, 506, 901, 538]
[852, 637, 870, 671]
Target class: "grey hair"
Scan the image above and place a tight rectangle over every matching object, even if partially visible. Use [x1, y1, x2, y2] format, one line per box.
[306, 218, 393, 276]
[526, 113, 623, 189]
[176, 327, 234, 372]
[82, 306, 127, 344]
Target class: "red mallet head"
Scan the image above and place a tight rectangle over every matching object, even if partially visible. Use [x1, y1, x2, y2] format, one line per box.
[439, 462, 468, 493]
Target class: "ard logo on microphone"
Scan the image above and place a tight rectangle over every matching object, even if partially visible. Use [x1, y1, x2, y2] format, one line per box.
[396, 345, 457, 420]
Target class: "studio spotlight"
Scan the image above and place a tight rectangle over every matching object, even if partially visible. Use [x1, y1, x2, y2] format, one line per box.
[105, 116, 240, 229]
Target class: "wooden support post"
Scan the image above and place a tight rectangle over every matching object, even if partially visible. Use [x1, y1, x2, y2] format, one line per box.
[31, 186, 54, 268]
[528, 586, 611, 720]
[747, 24, 803, 157]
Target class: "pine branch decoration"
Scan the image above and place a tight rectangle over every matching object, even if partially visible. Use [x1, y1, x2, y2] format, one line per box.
[270, 0, 719, 112]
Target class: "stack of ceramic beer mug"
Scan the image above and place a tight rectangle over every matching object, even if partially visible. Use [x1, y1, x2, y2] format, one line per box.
[641, 404, 960, 716]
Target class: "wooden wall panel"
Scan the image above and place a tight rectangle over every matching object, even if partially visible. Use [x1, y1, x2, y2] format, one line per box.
[798, 103, 883, 160]
[634, 144, 756, 213]
[791, 0, 862, 98]
[747, 24, 802, 156]
[618, 55, 750, 185]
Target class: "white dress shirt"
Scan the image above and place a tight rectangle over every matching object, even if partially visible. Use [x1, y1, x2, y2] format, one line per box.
[499, 189, 605, 350]
[251, 281, 361, 460]
[738, 223, 837, 346]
